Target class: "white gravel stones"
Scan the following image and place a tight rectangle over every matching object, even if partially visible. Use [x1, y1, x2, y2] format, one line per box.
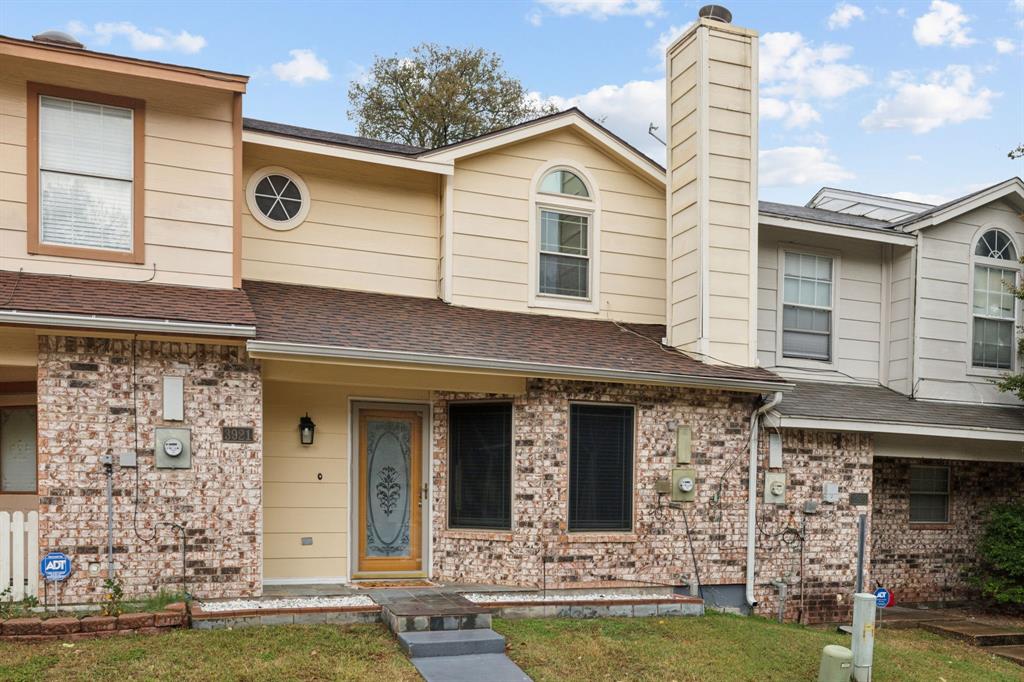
[461, 591, 670, 604]
[199, 595, 376, 612]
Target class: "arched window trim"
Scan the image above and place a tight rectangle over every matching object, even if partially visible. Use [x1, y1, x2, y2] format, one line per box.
[968, 226, 1021, 374]
[528, 161, 601, 314]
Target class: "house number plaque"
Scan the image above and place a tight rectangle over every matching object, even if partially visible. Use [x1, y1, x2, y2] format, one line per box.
[222, 426, 255, 443]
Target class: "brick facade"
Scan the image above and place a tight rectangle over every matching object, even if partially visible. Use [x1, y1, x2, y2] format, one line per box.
[36, 336, 262, 602]
[429, 379, 873, 623]
[871, 456, 1024, 605]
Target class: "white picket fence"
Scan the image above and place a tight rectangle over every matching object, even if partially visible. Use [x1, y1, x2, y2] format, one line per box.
[0, 511, 39, 600]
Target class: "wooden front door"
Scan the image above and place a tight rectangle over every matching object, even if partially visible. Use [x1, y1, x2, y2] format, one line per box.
[357, 409, 423, 574]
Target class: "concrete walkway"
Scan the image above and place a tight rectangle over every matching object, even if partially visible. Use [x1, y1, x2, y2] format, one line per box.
[411, 652, 532, 682]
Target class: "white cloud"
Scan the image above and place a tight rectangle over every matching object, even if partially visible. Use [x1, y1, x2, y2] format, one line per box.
[541, 79, 666, 160]
[650, 23, 693, 59]
[906, 154, 924, 161]
[75, 21, 206, 54]
[994, 38, 1016, 54]
[759, 146, 855, 187]
[537, 0, 663, 20]
[760, 32, 870, 100]
[912, 1, 975, 47]
[527, 11, 544, 26]
[760, 98, 822, 128]
[885, 190, 947, 204]
[828, 3, 866, 29]
[272, 49, 331, 84]
[861, 65, 996, 133]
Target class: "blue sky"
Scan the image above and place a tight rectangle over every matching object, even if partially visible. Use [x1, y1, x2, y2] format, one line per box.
[2, 0, 1022, 204]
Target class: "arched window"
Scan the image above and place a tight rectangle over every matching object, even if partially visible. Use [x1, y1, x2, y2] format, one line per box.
[531, 166, 598, 307]
[971, 228, 1019, 370]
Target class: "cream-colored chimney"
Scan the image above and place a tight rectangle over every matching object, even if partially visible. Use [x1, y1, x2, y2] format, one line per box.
[665, 6, 758, 366]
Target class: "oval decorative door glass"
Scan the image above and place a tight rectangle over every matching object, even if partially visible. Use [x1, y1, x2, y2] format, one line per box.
[365, 418, 412, 557]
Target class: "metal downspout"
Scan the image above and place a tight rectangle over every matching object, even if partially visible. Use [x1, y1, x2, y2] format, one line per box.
[746, 391, 783, 609]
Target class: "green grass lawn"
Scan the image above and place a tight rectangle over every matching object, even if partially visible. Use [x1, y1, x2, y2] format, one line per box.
[0, 623, 419, 682]
[495, 612, 1024, 682]
[0, 615, 1019, 681]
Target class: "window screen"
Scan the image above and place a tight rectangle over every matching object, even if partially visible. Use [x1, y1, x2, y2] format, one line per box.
[568, 404, 634, 532]
[448, 402, 512, 530]
[909, 466, 949, 524]
[539, 210, 590, 298]
[0, 407, 36, 493]
[782, 252, 833, 361]
[39, 95, 134, 251]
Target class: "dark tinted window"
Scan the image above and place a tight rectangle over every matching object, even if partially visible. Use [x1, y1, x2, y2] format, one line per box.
[448, 402, 512, 530]
[568, 404, 634, 532]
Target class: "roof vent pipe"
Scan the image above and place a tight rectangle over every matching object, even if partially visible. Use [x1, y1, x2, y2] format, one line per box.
[698, 5, 733, 23]
[31, 30, 85, 49]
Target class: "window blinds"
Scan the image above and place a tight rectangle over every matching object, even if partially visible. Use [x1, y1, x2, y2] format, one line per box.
[38, 95, 133, 251]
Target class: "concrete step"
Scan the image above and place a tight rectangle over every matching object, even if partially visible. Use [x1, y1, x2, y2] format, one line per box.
[411, 653, 531, 682]
[989, 645, 1024, 667]
[398, 628, 506, 658]
[921, 621, 1024, 647]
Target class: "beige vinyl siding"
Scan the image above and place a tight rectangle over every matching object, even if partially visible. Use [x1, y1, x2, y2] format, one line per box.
[887, 245, 915, 394]
[263, 380, 430, 581]
[667, 30, 701, 348]
[241, 146, 440, 298]
[0, 59, 236, 288]
[914, 201, 1023, 405]
[666, 22, 757, 364]
[448, 128, 665, 323]
[757, 226, 883, 382]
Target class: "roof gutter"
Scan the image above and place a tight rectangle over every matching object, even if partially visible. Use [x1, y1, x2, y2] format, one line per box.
[758, 214, 917, 245]
[246, 340, 794, 393]
[777, 415, 1024, 443]
[0, 310, 256, 338]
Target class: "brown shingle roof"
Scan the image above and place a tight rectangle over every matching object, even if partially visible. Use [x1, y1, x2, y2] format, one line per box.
[777, 381, 1024, 433]
[0, 270, 255, 329]
[243, 280, 788, 389]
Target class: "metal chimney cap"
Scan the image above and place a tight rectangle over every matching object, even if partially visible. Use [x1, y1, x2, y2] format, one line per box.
[698, 5, 733, 23]
[32, 30, 85, 49]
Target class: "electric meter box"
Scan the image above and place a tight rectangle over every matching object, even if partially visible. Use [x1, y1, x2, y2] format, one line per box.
[155, 427, 192, 469]
[764, 471, 786, 505]
[672, 467, 697, 502]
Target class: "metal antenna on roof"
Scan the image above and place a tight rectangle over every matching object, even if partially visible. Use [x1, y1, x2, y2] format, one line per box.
[647, 123, 666, 146]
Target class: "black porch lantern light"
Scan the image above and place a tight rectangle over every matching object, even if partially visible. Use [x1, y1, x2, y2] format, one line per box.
[299, 413, 316, 446]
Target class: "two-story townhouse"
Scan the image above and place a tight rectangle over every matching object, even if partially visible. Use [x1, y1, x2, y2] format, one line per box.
[0, 8, 1020, 625]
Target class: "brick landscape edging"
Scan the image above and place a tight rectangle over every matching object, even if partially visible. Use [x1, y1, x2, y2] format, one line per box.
[0, 610, 187, 643]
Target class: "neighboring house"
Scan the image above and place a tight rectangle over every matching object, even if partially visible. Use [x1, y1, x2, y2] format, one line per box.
[0, 10, 1020, 625]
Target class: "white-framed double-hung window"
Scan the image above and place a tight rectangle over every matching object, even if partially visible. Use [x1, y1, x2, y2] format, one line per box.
[971, 228, 1019, 371]
[529, 165, 600, 313]
[780, 251, 834, 362]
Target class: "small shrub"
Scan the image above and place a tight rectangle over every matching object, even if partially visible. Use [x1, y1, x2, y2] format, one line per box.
[0, 586, 41, 619]
[972, 502, 1024, 606]
[101, 577, 126, 617]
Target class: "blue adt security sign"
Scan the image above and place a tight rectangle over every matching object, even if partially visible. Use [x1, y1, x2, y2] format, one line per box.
[874, 586, 893, 608]
[40, 551, 72, 582]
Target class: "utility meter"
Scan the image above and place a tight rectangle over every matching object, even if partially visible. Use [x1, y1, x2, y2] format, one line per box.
[155, 427, 191, 469]
[764, 471, 786, 505]
[672, 467, 697, 502]
[163, 438, 184, 457]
